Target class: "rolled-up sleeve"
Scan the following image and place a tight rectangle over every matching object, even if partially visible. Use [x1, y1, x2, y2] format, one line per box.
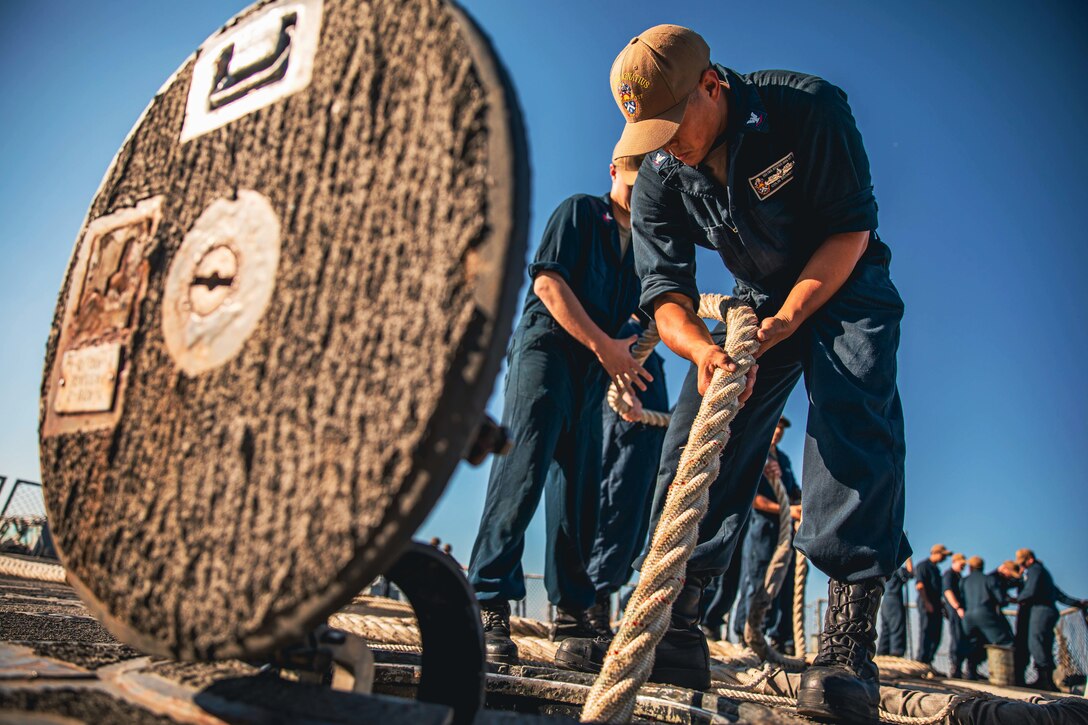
[796, 80, 879, 238]
[632, 174, 699, 313]
[527, 196, 585, 284]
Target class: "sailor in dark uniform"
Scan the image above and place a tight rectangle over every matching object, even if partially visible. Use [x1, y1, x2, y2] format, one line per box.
[560, 24, 910, 722]
[468, 158, 647, 664]
[877, 558, 913, 657]
[961, 555, 1013, 681]
[914, 544, 950, 667]
[942, 552, 968, 678]
[1014, 548, 1087, 691]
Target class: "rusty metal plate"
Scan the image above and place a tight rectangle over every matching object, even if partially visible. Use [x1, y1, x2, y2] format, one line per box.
[42, 197, 163, 436]
[39, 0, 528, 661]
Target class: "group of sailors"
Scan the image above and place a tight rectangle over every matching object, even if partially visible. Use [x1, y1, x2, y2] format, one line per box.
[453, 20, 1070, 721]
[880, 545, 1086, 690]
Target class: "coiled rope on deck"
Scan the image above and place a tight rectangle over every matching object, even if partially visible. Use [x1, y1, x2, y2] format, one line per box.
[581, 294, 760, 723]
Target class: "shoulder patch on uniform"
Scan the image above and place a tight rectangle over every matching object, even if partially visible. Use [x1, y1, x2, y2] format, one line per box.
[748, 152, 795, 201]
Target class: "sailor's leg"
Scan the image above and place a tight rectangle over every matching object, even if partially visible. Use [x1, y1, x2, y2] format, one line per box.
[468, 327, 575, 603]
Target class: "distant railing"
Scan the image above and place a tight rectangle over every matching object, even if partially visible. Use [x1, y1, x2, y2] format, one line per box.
[0, 477, 55, 558]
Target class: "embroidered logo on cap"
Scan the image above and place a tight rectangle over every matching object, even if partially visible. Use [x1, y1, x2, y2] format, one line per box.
[748, 152, 795, 201]
[618, 82, 638, 116]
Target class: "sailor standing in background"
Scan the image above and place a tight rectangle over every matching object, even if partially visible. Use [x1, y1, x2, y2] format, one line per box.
[877, 557, 913, 657]
[914, 544, 950, 668]
[732, 417, 802, 652]
[1014, 548, 1088, 691]
[961, 556, 1012, 681]
[942, 553, 968, 678]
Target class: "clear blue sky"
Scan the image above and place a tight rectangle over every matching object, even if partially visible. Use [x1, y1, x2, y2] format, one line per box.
[1, 2, 1085, 597]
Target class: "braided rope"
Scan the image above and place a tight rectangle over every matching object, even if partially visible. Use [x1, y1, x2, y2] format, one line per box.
[605, 322, 671, 427]
[793, 536, 809, 660]
[744, 469, 795, 664]
[878, 697, 963, 725]
[0, 553, 66, 583]
[581, 295, 760, 723]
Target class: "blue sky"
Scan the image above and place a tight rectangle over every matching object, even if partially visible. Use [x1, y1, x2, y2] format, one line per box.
[1, 1, 1085, 598]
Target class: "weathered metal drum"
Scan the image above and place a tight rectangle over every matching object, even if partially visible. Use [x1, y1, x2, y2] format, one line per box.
[38, 0, 528, 661]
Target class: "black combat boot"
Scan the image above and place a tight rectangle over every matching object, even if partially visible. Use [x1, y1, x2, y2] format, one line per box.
[587, 593, 614, 639]
[1034, 665, 1058, 692]
[796, 578, 883, 724]
[554, 574, 711, 691]
[551, 607, 599, 642]
[480, 600, 519, 665]
[648, 573, 711, 690]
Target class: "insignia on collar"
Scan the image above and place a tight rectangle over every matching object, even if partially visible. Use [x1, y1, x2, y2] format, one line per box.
[603, 211, 613, 222]
[652, 151, 668, 167]
[747, 111, 765, 127]
[748, 152, 795, 201]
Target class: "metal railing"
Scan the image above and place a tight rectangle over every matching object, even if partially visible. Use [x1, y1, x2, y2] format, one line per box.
[0, 477, 54, 558]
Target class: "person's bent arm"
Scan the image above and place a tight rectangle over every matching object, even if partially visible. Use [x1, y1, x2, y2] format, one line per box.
[944, 589, 965, 617]
[534, 271, 651, 396]
[752, 494, 779, 515]
[654, 292, 757, 396]
[756, 230, 870, 356]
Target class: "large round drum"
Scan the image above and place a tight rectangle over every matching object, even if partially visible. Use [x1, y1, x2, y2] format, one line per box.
[39, 0, 528, 660]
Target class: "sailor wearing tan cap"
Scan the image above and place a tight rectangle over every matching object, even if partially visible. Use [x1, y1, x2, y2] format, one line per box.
[557, 25, 910, 722]
[914, 543, 951, 668]
[942, 552, 969, 678]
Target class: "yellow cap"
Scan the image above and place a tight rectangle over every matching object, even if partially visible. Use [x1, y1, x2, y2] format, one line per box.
[930, 543, 952, 556]
[610, 25, 711, 157]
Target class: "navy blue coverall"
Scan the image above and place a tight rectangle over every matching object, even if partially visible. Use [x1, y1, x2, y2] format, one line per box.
[699, 519, 749, 635]
[878, 566, 912, 656]
[732, 450, 800, 644]
[1017, 560, 1083, 672]
[586, 318, 669, 599]
[468, 193, 640, 610]
[631, 66, 909, 590]
[914, 558, 944, 665]
[943, 568, 967, 676]
[962, 570, 1013, 671]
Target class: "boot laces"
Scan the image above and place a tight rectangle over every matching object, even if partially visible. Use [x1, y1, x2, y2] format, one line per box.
[814, 582, 877, 670]
[481, 605, 510, 634]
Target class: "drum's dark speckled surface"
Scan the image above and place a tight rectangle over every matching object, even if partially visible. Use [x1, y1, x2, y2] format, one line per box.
[38, 0, 528, 660]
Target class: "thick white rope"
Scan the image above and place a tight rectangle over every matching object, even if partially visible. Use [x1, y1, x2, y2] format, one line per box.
[0, 553, 66, 583]
[605, 322, 671, 427]
[793, 541, 808, 660]
[581, 295, 760, 723]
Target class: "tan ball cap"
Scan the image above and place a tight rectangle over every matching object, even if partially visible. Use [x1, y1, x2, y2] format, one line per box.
[612, 146, 645, 186]
[610, 24, 710, 157]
